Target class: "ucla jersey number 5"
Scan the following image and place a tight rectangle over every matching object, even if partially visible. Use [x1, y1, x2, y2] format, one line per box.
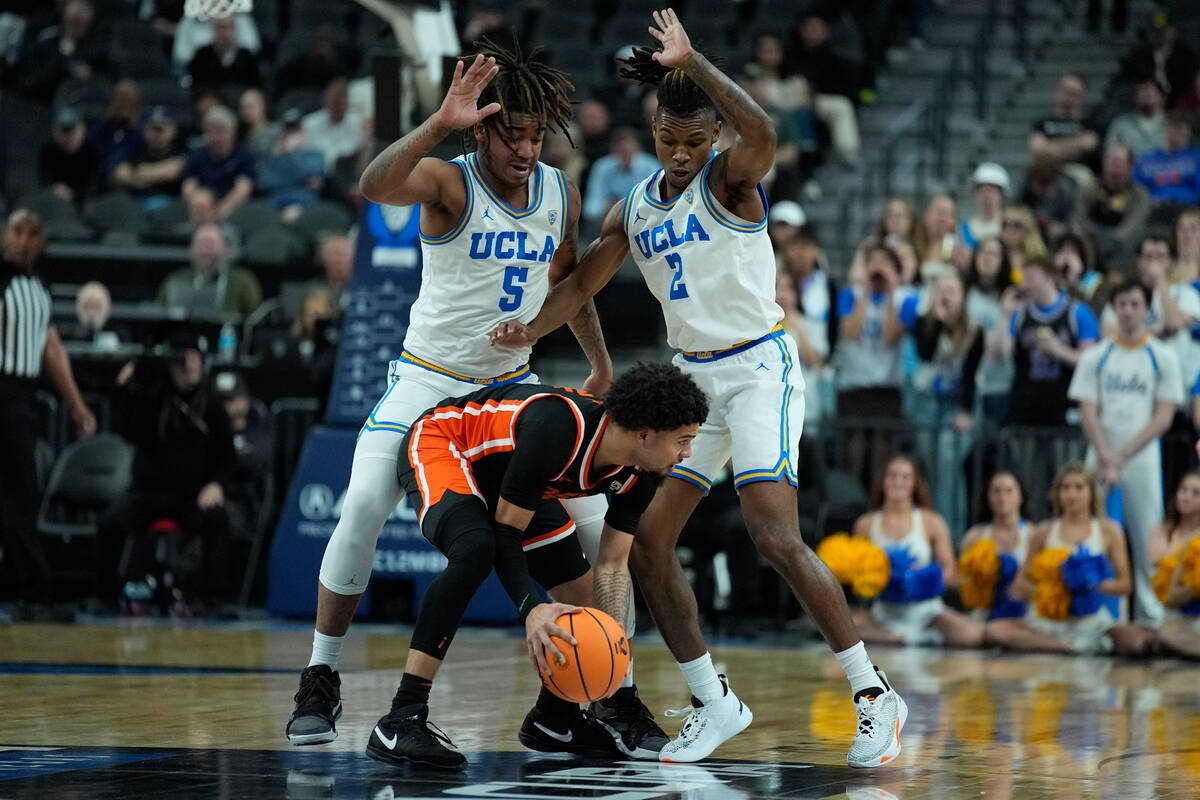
[499, 266, 528, 311]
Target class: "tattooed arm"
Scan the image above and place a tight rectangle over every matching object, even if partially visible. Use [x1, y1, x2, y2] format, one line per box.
[359, 54, 500, 208]
[592, 525, 635, 634]
[547, 180, 614, 395]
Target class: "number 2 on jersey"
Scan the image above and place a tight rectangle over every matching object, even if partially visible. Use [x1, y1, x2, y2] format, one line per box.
[666, 253, 689, 300]
[499, 265, 528, 311]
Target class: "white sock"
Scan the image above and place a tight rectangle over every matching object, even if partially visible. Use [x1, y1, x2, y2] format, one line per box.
[308, 630, 345, 670]
[678, 652, 722, 704]
[834, 641, 880, 696]
[621, 657, 634, 689]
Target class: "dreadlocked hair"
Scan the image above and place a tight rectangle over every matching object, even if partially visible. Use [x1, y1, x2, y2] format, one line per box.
[460, 35, 575, 153]
[618, 46, 718, 118]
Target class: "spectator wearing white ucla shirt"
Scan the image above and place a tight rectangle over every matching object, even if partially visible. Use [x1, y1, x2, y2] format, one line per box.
[1071, 278, 1184, 624]
[776, 223, 833, 425]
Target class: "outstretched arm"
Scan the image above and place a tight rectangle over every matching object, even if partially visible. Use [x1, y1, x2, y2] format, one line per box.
[650, 8, 776, 187]
[491, 197, 631, 348]
[359, 54, 500, 208]
[548, 180, 613, 394]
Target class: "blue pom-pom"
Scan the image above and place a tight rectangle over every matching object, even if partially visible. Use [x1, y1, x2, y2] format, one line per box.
[1180, 599, 1200, 616]
[1061, 550, 1114, 592]
[1070, 590, 1105, 617]
[910, 563, 945, 600]
[991, 594, 1027, 619]
[880, 548, 944, 602]
[998, 552, 1019, 586]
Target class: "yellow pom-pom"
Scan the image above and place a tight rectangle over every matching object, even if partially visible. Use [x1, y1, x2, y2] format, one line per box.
[816, 533, 857, 584]
[1181, 538, 1200, 596]
[961, 576, 996, 610]
[1154, 555, 1179, 604]
[1028, 548, 1070, 583]
[1034, 580, 1071, 620]
[850, 542, 891, 599]
[960, 538, 1000, 581]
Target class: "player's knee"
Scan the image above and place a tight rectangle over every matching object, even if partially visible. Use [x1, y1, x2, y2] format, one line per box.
[745, 520, 803, 567]
[443, 527, 494, 583]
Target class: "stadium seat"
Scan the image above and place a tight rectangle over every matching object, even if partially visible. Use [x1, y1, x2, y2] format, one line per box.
[287, 200, 353, 242]
[242, 225, 308, 268]
[85, 191, 148, 235]
[37, 433, 134, 542]
[52, 77, 114, 125]
[17, 189, 93, 241]
[227, 199, 282, 238]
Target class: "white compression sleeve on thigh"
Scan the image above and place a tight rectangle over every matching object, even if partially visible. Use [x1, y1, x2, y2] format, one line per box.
[318, 450, 406, 594]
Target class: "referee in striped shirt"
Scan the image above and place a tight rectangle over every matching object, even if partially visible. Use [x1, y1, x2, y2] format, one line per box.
[0, 209, 96, 609]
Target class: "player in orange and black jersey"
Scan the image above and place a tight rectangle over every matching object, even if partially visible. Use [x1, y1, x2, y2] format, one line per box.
[365, 363, 709, 770]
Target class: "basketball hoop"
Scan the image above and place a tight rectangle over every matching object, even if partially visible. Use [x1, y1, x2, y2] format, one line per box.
[183, 0, 253, 21]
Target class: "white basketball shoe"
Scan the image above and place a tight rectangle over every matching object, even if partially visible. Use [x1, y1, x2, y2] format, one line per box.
[846, 667, 908, 768]
[658, 674, 753, 762]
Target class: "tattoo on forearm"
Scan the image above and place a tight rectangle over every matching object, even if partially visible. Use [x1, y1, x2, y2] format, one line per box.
[594, 568, 631, 628]
[366, 117, 452, 185]
[682, 52, 773, 137]
[568, 299, 609, 370]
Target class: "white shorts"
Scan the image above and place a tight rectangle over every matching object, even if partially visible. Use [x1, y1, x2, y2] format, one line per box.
[1026, 607, 1117, 654]
[668, 327, 806, 493]
[873, 598, 947, 646]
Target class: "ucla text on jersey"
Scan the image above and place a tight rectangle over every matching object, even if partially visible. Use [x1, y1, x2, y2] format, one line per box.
[468, 231, 556, 262]
[632, 214, 711, 259]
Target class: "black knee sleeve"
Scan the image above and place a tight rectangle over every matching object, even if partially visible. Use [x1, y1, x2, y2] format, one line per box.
[409, 507, 495, 659]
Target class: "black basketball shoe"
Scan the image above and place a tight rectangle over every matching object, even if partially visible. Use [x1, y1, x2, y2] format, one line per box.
[590, 685, 670, 759]
[286, 664, 343, 745]
[366, 704, 467, 771]
[518, 703, 623, 757]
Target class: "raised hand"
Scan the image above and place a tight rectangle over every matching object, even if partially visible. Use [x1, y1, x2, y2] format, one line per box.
[434, 54, 502, 131]
[648, 8, 694, 68]
[490, 320, 538, 348]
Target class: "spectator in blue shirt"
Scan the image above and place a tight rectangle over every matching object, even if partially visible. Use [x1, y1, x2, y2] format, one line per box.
[181, 106, 255, 221]
[1133, 110, 1200, 206]
[582, 127, 660, 226]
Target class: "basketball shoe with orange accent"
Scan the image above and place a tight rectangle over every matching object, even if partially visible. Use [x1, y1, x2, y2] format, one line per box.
[846, 668, 908, 768]
[657, 675, 752, 762]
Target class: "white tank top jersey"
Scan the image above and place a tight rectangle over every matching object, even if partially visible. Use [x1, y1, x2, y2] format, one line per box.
[403, 152, 569, 378]
[1046, 518, 1105, 554]
[870, 510, 932, 567]
[621, 156, 784, 353]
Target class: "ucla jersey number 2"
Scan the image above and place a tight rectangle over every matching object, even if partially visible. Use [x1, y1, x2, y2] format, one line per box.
[666, 253, 689, 300]
[499, 265, 528, 311]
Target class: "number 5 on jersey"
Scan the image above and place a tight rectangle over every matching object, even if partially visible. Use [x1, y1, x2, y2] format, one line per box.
[499, 265, 529, 311]
[666, 253, 688, 300]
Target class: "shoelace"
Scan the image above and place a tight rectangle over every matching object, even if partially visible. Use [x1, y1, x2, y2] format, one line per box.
[855, 695, 880, 737]
[421, 719, 458, 750]
[294, 671, 336, 708]
[664, 704, 703, 741]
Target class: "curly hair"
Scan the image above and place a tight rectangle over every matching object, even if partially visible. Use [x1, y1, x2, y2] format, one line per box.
[462, 36, 575, 152]
[604, 363, 709, 432]
[618, 45, 719, 118]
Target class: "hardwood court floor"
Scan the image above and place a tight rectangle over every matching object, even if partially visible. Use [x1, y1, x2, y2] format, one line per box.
[1, 619, 1198, 799]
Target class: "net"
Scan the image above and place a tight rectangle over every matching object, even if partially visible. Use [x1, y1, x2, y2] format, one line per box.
[183, 0, 253, 21]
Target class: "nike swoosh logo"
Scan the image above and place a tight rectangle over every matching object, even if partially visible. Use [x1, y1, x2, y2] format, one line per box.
[533, 721, 573, 743]
[374, 726, 397, 749]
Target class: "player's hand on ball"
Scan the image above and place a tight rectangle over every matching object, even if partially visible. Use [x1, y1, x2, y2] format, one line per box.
[648, 8, 694, 68]
[525, 602, 580, 677]
[434, 54, 501, 131]
[490, 321, 537, 348]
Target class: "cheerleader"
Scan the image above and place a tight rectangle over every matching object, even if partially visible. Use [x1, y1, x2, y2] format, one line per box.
[958, 471, 1032, 621]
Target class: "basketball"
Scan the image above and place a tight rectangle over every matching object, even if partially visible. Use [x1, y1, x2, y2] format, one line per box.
[541, 607, 630, 703]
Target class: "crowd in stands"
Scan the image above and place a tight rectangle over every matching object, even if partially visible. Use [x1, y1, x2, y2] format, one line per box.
[5, 0, 1200, 654]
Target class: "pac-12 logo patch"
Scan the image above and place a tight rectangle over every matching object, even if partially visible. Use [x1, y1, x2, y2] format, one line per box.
[684, 189, 694, 204]
[548, 210, 557, 225]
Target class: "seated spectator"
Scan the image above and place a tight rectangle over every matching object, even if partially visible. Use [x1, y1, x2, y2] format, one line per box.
[38, 106, 102, 204]
[849, 456, 985, 647]
[88, 79, 145, 180]
[274, 24, 353, 95]
[1028, 73, 1101, 184]
[985, 463, 1143, 655]
[257, 111, 325, 218]
[1019, 156, 1078, 243]
[302, 78, 364, 176]
[848, 198, 926, 285]
[767, 200, 806, 254]
[188, 14, 261, 96]
[172, 11, 259, 72]
[99, 337, 237, 611]
[921, 194, 960, 270]
[777, 224, 832, 426]
[1100, 234, 1200, 391]
[314, 234, 353, 315]
[211, 369, 273, 540]
[237, 87, 279, 163]
[1145, 470, 1200, 658]
[1105, 78, 1166, 161]
[986, 258, 1099, 427]
[960, 163, 1009, 250]
[1132, 110, 1200, 207]
[1073, 144, 1150, 270]
[740, 34, 819, 198]
[959, 471, 1033, 622]
[62, 280, 122, 348]
[964, 237, 1017, 420]
[1175, 209, 1200, 291]
[999, 206, 1046, 278]
[112, 106, 187, 209]
[1120, 18, 1197, 107]
[158, 223, 262, 317]
[15, 0, 111, 102]
[182, 106, 255, 221]
[187, 86, 225, 149]
[785, 12, 863, 164]
[1051, 231, 1108, 313]
[582, 127, 659, 226]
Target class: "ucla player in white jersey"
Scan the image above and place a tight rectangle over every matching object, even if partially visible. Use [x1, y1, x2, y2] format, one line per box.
[285, 39, 651, 760]
[492, 9, 906, 767]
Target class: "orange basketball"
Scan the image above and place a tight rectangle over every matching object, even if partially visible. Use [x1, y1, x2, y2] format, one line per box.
[541, 607, 630, 703]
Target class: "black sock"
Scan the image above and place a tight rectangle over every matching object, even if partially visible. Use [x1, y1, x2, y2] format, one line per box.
[393, 672, 433, 711]
[536, 686, 579, 718]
